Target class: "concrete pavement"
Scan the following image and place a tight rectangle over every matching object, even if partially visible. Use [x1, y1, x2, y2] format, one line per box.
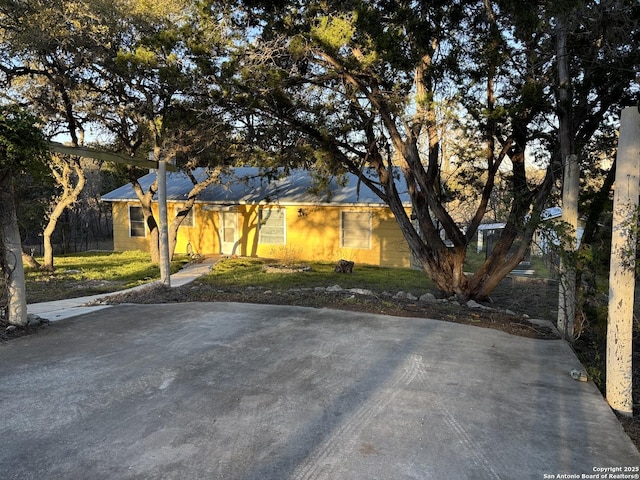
[27, 256, 218, 322]
[2, 302, 638, 479]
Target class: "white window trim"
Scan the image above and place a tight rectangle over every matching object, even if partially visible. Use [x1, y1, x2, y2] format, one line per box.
[259, 207, 286, 245]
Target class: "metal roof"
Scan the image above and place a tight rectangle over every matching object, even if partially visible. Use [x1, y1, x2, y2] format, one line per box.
[101, 167, 412, 206]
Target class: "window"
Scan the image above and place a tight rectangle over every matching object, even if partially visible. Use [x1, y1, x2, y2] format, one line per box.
[129, 206, 146, 237]
[341, 211, 371, 249]
[259, 208, 286, 244]
[176, 206, 195, 227]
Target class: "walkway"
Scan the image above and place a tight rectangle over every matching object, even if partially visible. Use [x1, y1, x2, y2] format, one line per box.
[27, 256, 218, 322]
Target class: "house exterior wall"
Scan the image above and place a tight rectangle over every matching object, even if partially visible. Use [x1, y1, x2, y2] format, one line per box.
[174, 204, 221, 255]
[111, 202, 150, 252]
[109, 201, 412, 267]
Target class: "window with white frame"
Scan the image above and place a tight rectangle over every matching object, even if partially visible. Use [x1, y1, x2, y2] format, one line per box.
[341, 211, 371, 249]
[176, 205, 195, 227]
[259, 208, 286, 244]
[129, 206, 146, 237]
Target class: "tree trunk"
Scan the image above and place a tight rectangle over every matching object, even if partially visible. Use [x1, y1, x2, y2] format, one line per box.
[22, 249, 41, 269]
[0, 174, 28, 326]
[168, 167, 223, 259]
[555, 13, 580, 341]
[581, 159, 616, 246]
[130, 171, 160, 263]
[42, 156, 86, 271]
[418, 246, 468, 299]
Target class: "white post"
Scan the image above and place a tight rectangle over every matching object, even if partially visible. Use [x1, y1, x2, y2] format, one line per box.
[607, 107, 640, 417]
[152, 149, 171, 287]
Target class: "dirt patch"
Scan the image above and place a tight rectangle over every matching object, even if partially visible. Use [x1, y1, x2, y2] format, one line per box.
[93, 280, 560, 340]
[0, 321, 49, 341]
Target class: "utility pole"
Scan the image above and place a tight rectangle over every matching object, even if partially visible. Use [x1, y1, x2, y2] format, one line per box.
[607, 106, 640, 417]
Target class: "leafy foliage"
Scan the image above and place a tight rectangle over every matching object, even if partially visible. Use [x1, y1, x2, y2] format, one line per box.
[0, 0, 638, 300]
[0, 106, 47, 174]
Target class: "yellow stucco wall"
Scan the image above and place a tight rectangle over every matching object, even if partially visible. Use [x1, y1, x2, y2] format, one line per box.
[110, 202, 412, 267]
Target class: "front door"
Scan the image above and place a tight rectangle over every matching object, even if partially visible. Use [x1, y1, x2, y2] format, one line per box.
[220, 210, 238, 254]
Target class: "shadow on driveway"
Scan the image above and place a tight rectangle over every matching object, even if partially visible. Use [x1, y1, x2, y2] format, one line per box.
[2, 302, 638, 480]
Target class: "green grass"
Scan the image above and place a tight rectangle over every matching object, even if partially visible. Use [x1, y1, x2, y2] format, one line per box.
[25, 251, 190, 303]
[200, 258, 433, 296]
[23, 248, 555, 305]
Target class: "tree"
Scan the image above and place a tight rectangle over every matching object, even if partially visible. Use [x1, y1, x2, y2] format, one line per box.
[544, 0, 640, 340]
[0, 0, 110, 270]
[0, 0, 238, 265]
[85, 0, 246, 262]
[219, 0, 546, 299]
[218, 0, 639, 300]
[41, 154, 86, 270]
[0, 106, 46, 326]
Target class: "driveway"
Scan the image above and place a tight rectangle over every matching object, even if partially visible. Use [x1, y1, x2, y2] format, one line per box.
[2, 302, 638, 479]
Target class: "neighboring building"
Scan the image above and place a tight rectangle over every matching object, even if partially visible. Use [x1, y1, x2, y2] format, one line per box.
[476, 206, 585, 256]
[101, 167, 414, 267]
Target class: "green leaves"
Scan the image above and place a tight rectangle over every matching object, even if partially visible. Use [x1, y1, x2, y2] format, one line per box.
[0, 106, 46, 176]
[310, 13, 356, 51]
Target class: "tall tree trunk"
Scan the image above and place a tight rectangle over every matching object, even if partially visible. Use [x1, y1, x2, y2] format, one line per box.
[130, 171, 160, 263]
[42, 155, 86, 271]
[168, 167, 223, 259]
[555, 13, 579, 341]
[0, 173, 28, 326]
[581, 159, 616, 246]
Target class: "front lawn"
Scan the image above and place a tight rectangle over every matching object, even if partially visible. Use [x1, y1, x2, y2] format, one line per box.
[200, 257, 432, 296]
[25, 251, 190, 303]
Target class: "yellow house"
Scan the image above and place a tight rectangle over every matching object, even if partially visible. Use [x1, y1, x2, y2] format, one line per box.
[101, 167, 413, 267]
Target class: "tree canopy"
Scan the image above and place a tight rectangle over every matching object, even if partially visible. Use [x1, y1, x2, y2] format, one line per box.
[0, 0, 638, 300]
[215, 0, 638, 298]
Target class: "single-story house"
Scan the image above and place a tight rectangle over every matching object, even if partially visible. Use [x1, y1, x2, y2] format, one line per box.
[101, 167, 414, 267]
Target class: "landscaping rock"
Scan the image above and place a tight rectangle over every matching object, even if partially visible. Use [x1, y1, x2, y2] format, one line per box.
[394, 291, 417, 301]
[326, 285, 343, 292]
[466, 299, 484, 309]
[27, 314, 49, 326]
[419, 293, 437, 303]
[349, 288, 373, 296]
[263, 264, 311, 273]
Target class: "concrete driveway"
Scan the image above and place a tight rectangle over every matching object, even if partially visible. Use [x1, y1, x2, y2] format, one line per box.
[2, 302, 638, 479]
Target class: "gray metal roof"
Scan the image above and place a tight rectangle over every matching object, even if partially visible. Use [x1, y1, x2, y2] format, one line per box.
[101, 167, 411, 206]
